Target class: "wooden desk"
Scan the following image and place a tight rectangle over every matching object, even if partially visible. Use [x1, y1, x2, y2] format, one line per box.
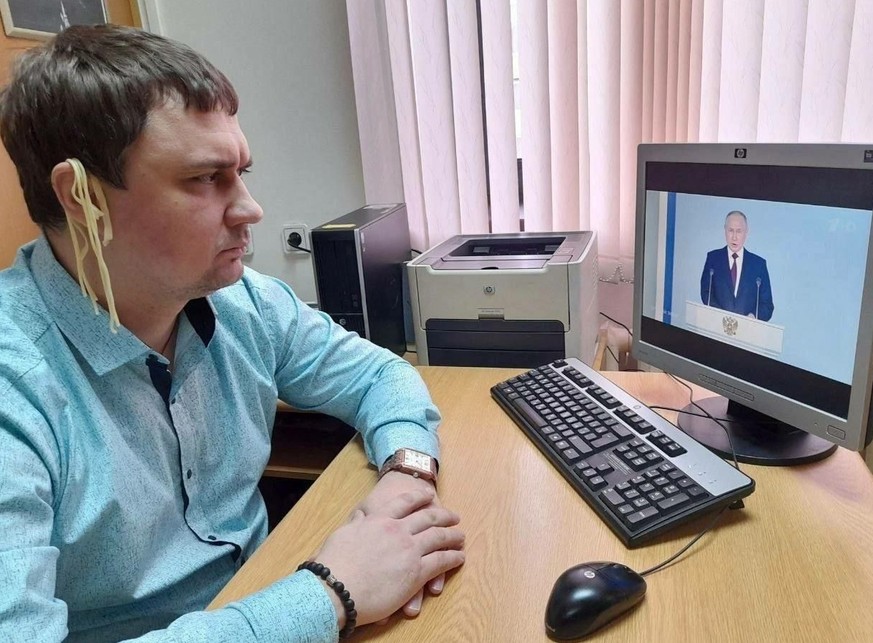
[211, 368, 873, 642]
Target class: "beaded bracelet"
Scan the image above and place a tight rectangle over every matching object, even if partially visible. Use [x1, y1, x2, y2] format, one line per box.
[297, 561, 357, 639]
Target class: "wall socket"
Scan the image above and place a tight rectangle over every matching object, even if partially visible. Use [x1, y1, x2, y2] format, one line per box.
[281, 224, 310, 254]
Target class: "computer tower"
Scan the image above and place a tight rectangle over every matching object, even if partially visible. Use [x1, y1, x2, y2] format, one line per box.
[311, 204, 411, 355]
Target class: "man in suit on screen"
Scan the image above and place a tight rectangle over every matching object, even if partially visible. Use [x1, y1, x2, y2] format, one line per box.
[700, 210, 774, 321]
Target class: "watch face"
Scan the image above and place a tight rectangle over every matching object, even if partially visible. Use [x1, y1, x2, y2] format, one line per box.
[402, 450, 432, 471]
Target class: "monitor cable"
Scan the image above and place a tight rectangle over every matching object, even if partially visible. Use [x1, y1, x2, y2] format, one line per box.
[595, 312, 747, 576]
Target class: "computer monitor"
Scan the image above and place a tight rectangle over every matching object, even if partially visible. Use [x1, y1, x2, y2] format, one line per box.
[632, 143, 873, 466]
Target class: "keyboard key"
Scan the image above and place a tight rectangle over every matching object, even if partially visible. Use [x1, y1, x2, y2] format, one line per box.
[617, 504, 635, 516]
[657, 493, 690, 512]
[510, 398, 547, 428]
[591, 434, 619, 451]
[586, 476, 607, 491]
[568, 436, 593, 456]
[635, 421, 655, 434]
[647, 491, 666, 503]
[664, 442, 688, 456]
[612, 423, 633, 440]
[625, 506, 660, 527]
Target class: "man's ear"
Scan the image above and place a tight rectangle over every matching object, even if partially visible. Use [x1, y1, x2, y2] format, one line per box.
[50, 160, 88, 226]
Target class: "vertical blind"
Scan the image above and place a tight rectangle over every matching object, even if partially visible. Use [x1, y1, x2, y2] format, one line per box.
[347, 0, 873, 280]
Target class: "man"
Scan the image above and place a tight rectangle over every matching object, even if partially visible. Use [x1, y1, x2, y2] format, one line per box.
[0, 25, 464, 642]
[700, 210, 774, 322]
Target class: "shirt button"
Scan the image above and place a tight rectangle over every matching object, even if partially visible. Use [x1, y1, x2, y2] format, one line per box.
[186, 469, 193, 479]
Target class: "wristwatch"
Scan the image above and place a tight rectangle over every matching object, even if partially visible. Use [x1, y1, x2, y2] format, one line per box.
[378, 448, 438, 484]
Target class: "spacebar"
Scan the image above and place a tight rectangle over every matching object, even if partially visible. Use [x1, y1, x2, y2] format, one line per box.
[510, 398, 547, 428]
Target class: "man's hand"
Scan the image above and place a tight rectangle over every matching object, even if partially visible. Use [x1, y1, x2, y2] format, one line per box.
[357, 471, 452, 618]
[313, 486, 465, 628]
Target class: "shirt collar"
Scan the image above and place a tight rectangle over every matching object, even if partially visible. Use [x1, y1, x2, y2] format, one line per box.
[727, 247, 745, 261]
[30, 236, 216, 376]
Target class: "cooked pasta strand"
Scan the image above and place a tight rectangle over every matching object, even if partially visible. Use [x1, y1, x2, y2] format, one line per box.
[65, 158, 120, 333]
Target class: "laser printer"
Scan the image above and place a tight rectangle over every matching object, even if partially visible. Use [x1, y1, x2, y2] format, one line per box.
[406, 232, 599, 368]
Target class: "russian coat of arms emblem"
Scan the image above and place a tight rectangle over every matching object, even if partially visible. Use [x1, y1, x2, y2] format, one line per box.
[722, 315, 738, 336]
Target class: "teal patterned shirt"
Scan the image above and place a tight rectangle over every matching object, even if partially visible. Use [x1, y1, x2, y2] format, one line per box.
[0, 237, 440, 642]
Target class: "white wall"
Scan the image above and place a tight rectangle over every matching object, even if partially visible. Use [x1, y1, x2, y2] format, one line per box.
[142, 0, 365, 303]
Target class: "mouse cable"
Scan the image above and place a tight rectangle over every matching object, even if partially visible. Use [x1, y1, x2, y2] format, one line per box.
[593, 318, 745, 575]
[637, 374, 747, 577]
[638, 505, 728, 577]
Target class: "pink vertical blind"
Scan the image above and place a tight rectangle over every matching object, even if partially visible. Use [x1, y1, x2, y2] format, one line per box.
[348, 0, 873, 279]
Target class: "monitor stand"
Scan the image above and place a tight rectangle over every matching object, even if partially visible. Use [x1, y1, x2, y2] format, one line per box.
[677, 396, 837, 466]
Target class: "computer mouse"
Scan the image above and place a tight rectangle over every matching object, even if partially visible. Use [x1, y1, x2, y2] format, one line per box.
[544, 561, 647, 640]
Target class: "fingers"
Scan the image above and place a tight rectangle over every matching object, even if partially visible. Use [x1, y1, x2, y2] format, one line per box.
[401, 573, 445, 619]
[402, 588, 424, 617]
[419, 549, 466, 588]
[427, 573, 446, 595]
[402, 505, 460, 534]
[414, 526, 465, 556]
[379, 486, 436, 519]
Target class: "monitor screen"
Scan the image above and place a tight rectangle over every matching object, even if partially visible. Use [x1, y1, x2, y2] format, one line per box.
[632, 144, 873, 465]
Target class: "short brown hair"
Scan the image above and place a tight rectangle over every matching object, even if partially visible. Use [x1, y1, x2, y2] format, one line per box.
[0, 24, 239, 229]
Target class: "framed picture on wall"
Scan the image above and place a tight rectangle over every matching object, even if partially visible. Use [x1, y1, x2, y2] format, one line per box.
[0, 0, 107, 41]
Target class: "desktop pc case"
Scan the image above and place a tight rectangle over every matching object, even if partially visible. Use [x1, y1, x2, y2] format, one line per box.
[311, 204, 411, 355]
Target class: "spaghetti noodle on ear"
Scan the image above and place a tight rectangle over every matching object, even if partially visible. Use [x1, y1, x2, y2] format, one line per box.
[65, 158, 120, 333]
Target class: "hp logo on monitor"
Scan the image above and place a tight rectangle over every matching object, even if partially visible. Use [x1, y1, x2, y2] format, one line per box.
[864, 150, 873, 163]
[734, 148, 747, 159]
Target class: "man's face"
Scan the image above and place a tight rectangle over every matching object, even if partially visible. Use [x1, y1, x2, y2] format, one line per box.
[100, 100, 263, 303]
[724, 214, 748, 254]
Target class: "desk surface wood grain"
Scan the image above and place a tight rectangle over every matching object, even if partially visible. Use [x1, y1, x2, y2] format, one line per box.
[210, 368, 873, 642]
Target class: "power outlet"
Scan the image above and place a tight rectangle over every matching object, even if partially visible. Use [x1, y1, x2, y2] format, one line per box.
[281, 224, 310, 254]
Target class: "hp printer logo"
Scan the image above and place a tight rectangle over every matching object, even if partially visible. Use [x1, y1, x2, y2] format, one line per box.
[864, 150, 873, 163]
[734, 148, 747, 159]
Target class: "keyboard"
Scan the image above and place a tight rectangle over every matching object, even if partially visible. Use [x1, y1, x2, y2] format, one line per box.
[491, 358, 755, 547]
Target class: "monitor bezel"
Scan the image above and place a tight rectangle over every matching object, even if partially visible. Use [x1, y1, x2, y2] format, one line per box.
[632, 143, 873, 452]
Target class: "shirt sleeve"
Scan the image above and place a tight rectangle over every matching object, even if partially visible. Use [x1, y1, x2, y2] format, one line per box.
[0, 379, 68, 643]
[123, 571, 339, 643]
[248, 272, 441, 469]
[0, 373, 341, 643]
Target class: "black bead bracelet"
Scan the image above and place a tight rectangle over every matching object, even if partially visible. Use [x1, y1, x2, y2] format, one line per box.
[297, 561, 357, 639]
